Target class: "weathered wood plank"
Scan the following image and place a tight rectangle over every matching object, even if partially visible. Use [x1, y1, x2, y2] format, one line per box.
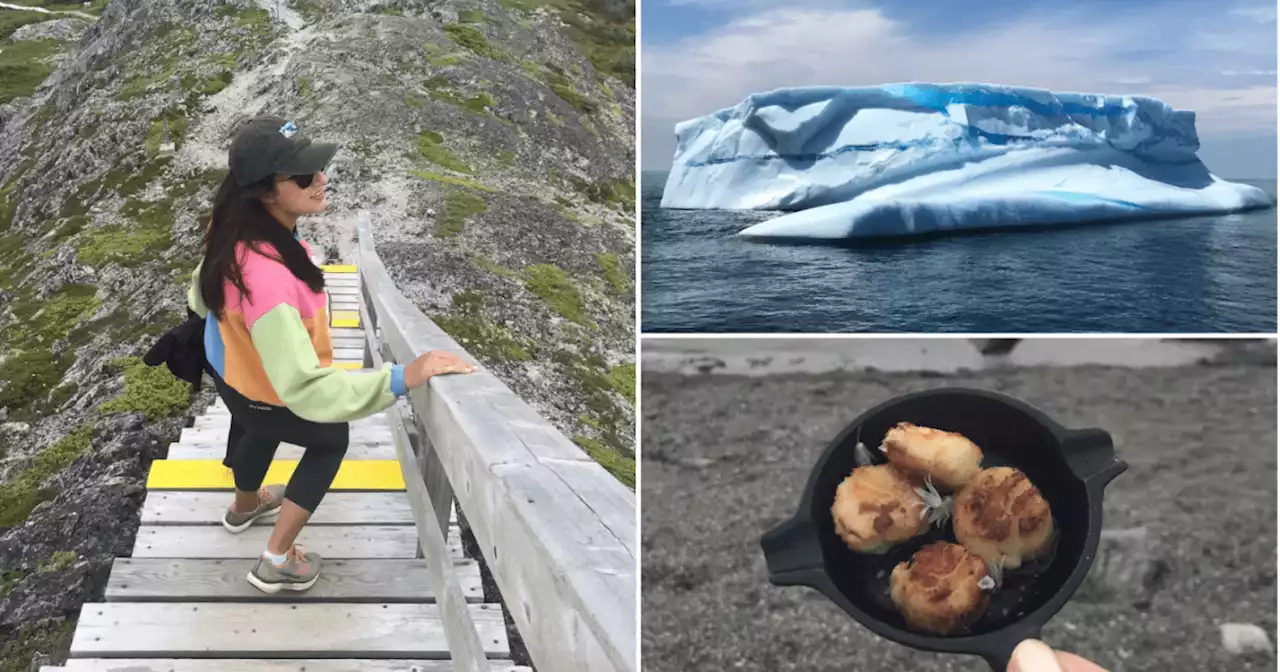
[130, 525, 461, 559]
[389, 399, 492, 671]
[180, 427, 393, 445]
[357, 213, 636, 672]
[63, 660, 531, 672]
[166, 443, 397, 460]
[104, 557, 482, 603]
[329, 327, 365, 339]
[139, 491, 436, 526]
[69, 603, 509, 658]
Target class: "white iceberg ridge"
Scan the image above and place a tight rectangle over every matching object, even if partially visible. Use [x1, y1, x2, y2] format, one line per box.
[659, 83, 1273, 241]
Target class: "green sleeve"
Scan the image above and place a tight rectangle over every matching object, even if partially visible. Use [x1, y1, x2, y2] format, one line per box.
[250, 303, 399, 423]
[187, 260, 208, 318]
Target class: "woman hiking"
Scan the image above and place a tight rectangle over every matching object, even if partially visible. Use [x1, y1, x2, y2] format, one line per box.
[185, 115, 475, 594]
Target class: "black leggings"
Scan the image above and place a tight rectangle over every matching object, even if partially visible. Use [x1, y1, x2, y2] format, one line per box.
[208, 369, 349, 513]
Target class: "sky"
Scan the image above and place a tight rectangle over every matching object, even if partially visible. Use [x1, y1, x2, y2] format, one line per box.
[641, 0, 1278, 178]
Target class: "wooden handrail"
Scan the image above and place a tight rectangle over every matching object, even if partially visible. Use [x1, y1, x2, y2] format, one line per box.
[355, 212, 637, 672]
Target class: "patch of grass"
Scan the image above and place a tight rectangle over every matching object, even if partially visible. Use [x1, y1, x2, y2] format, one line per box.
[605, 362, 635, 404]
[443, 23, 510, 63]
[595, 252, 628, 294]
[437, 190, 487, 238]
[38, 550, 78, 573]
[405, 94, 425, 108]
[0, 38, 67, 104]
[290, 0, 333, 21]
[495, 149, 516, 167]
[0, 618, 76, 672]
[0, 10, 47, 41]
[376, 4, 404, 15]
[101, 157, 172, 198]
[144, 112, 189, 159]
[298, 76, 312, 97]
[96, 355, 191, 422]
[474, 255, 517, 279]
[0, 424, 91, 527]
[541, 68, 595, 114]
[415, 131, 473, 174]
[200, 71, 233, 95]
[497, 0, 634, 86]
[553, 348, 634, 482]
[524, 264, 593, 328]
[432, 291, 534, 363]
[571, 176, 633, 212]
[77, 217, 171, 268]
[457, 8, 489, 24]
[0, 569, 24, 598]
[409, 170, 494, 192]
[423, 42, 461, 67]
[233, 5, 271, 27]
[572, 435, 634, 489]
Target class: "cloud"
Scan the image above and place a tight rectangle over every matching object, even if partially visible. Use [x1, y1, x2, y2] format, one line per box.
[642, 2, 1276, 171]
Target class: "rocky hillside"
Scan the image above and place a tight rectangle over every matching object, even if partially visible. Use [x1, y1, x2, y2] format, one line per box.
[0, 0, 633, 668]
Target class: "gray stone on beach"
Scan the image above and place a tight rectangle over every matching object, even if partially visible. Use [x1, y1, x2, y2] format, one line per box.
[1220, 623, 1273, 656]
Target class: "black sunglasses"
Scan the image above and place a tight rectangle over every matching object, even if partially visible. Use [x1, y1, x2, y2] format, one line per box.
[278, 172, 321, 189]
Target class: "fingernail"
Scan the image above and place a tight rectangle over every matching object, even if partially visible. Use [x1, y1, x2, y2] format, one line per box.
[1010, 640, 1062, 672]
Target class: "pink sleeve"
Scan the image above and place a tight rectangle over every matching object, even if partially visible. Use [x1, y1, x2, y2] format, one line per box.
[238, 251, 303, 330]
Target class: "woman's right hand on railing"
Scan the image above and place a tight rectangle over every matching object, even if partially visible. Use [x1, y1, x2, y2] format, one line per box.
[405, 350, 477, 389]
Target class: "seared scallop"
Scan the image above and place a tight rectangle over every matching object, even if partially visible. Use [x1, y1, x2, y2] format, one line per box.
[831, 464, 929, 554]
[953, 466, 1054, 569]
[890, 541, 991, 635]
[881, 422, 983, 491]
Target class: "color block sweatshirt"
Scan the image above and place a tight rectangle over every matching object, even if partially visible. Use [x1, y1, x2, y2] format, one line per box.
[186, 232, 406, 423]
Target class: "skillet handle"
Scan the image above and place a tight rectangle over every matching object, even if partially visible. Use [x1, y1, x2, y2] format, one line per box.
[977, 624, 1044, 671]
[760, 515, 824, 584]
[1060, 427, 1127, 487]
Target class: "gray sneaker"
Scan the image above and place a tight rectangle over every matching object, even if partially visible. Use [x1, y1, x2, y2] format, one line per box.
[246, 544, 321, 593]
[222, 484, 286, 533]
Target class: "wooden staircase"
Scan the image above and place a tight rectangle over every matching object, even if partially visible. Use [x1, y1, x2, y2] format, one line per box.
[53, 266, 529, 671]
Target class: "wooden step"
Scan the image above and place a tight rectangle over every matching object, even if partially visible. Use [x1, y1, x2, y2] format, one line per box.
[326, 285, 361, 295]
[330, 310, 360, 328]
[330, 337, 366, 349]
[166, 442, 397, 461]
[69, 602, 509, 658]
[131, 525, 462, 559]
[325, 276, 361, 287]
[140, 491, 434, 526]
[104, 557, 483, 603]
[62, 659, 531, 671]
[179, 426, 393, 445]
[328, 327, 365, 340]
[146, 459, 405, 491]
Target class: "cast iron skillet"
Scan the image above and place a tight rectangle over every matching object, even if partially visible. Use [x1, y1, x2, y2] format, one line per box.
[760, 387, 1126, 670]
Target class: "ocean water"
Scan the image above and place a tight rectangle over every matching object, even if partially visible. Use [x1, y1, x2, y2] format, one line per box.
[641, 171, 1277, 333]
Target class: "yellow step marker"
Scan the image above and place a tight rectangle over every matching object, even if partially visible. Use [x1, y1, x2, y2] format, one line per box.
[147, 459, 404, 490]
[333, 361, 363, 370]
[321, 264, 358, 273]
[331, 310, 360, 328]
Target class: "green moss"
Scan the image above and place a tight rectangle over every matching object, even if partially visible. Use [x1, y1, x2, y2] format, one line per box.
[0, 424, 91, 527]
[409, 170, 494, 192]
[572, 176, 633, 211]
[605, 362, 635, 404]
[498, 0, 634, 86]
[144, 112, 189, 158]
[573, 435, 634, 488]
[102, 157, 173, 198]
[199, 71, 233, 95]
[38, 550, 78, 573]
[595, 252, 628, 294]
[495, 149, 516, 167]
[437, 190, 487, 238]
[474, 255, 517, 279]
[524, 264, 593, 328]
[541, 68, 595, 114]
[423, 42, 461, 67]
[415, 132, 473, 174]
[0, 10, 47, 41]
[0, 569, 24, 598]
[376, 4, 404, 15]
[457, 8, 489, 24]
[405, 94, 425, 108]
[97, 355, 191, 422]
[77, 223, 171, 267]
[298, 76, 312, 97]
[0, 351, 67, 420]
[0, 38, 67, 104]
[432, 291, 534, 363]
[234, 5, 271, 26]
[443, 23, 510, 63]
[0, 618, 76, 672]
[289, 0, 333, 21]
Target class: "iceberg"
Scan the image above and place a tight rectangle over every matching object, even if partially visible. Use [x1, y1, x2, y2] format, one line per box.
[658, 83, 1273, 241]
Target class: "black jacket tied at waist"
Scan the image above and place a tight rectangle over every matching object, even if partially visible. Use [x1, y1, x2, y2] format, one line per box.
[143, 308, 209, 385]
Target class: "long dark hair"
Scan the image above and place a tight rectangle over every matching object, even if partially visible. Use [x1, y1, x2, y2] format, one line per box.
[199, 173, 325, 318]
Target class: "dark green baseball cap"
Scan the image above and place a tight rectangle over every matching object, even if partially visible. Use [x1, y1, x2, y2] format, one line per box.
[228, 115, 337, 186]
